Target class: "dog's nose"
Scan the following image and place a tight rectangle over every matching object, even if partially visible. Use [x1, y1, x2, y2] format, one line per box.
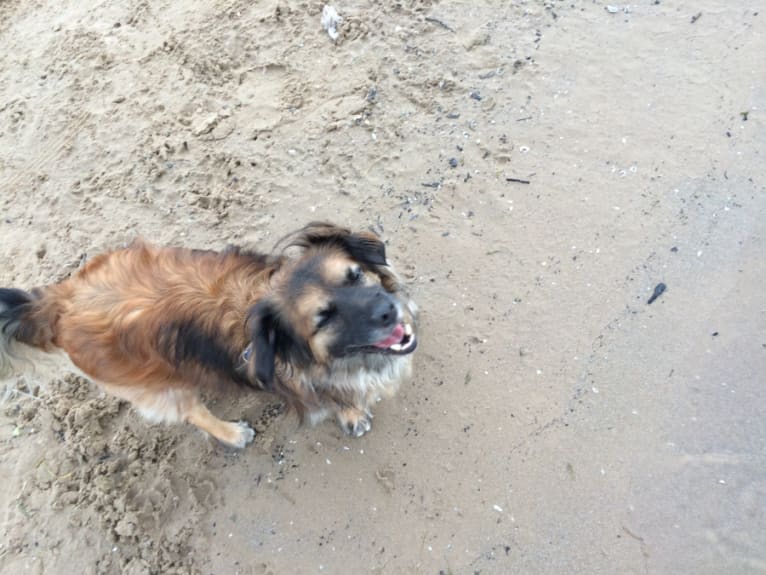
[370, 292, 397, 328]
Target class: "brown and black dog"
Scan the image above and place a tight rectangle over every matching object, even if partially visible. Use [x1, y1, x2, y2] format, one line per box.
[0, 223, 418, 447]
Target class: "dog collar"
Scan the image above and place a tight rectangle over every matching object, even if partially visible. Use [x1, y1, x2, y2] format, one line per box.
[235, 344, 253, 376]
[240, 343, 253, 365]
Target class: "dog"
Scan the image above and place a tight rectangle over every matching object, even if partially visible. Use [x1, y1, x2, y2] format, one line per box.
[0, 222, 418, 447]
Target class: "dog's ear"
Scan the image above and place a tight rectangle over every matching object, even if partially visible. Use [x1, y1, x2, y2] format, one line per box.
[247, 300, 313, 388]
[248, 300, 278, 388]
[278, 222, 387, 267]
[343, 231, 387, 267]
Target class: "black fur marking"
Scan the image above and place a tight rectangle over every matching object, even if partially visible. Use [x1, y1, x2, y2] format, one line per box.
[0, 288, 33, 310]
[0, 288, 33, 337]
[344, 235, 387, 267]
[249, 302, 276, 387]
[248, 300, 313, 388]
[279, 222, 388, 267]
[157, 320, 251, 387]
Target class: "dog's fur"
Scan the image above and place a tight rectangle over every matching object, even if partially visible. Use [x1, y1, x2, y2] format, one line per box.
[0, 223, 417, 447]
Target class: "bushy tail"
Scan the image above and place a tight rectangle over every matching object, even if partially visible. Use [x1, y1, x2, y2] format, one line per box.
[0, 287, 57, 383]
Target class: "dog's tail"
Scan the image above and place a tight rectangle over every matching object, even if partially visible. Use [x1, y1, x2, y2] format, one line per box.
[0, 287, 58, 385]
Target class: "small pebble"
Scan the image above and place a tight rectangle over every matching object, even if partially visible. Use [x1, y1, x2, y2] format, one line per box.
[469, 91, 482, 101]
[449, 158, 458, 168]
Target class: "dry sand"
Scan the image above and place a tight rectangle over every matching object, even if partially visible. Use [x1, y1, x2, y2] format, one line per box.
[1, 1, 765, 573]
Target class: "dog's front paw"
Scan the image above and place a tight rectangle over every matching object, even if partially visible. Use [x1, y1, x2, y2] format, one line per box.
[222, 420, 255, 449]
[347, 416, 371, 437]
[337, 408, 372, 437]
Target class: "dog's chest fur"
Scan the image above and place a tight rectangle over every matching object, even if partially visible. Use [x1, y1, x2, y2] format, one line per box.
[304, 353, 413, 398]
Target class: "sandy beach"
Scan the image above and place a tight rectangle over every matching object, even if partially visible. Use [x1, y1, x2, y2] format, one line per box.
[1, 1, 764, 573]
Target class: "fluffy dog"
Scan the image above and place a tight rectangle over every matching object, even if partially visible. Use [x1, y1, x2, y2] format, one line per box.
[0, 223, 418, 447]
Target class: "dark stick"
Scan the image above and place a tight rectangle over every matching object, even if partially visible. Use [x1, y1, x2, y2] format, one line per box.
[647, 283, 667, 304]
[506, 177, 531, 184]
[425, 16, 455, 33]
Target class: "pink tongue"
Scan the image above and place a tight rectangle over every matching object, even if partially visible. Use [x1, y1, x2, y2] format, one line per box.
[374, 324, 405, 348]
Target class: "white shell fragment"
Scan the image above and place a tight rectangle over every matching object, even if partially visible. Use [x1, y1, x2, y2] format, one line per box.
[321, 5, 343, 41]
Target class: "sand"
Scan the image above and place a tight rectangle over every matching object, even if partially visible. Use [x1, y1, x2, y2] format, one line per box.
[1, 1, 764, 573]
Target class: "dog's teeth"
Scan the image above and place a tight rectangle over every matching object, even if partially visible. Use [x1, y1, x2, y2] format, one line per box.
[389, 343, 403, 351]
[404, 323, 412, 335]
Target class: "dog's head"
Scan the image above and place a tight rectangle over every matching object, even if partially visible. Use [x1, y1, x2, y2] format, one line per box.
[246, 223, 417, 387]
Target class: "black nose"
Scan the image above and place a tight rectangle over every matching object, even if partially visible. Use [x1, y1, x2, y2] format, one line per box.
[370, 292, 397, 328]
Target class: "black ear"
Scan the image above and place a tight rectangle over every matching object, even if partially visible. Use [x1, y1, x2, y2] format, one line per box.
[247, 300, 313, 388]
[248, 301, 278, 388]
[277, 222, 387, 267]
[344, 232, 387, 267]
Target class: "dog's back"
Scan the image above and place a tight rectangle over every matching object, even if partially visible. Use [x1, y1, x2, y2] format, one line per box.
[2, 241, 276, 388]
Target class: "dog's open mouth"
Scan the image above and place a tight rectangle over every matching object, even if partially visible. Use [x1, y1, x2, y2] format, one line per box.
[342, 323, 417, 357]
[370, 323, 417, 355]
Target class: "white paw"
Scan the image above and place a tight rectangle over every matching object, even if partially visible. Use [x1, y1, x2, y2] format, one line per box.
[227, 420, 255, 449]
[344, 415, 372, 438]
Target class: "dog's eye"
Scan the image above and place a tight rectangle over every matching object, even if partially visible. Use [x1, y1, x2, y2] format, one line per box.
[315, 305, 337, 329]
[346, 267, 363, 285]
